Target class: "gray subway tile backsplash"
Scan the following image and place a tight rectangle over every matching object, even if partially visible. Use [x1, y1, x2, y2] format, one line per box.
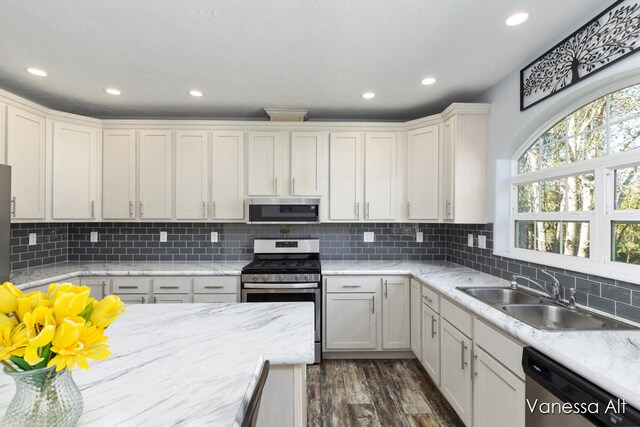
[9, 221, 640, 323]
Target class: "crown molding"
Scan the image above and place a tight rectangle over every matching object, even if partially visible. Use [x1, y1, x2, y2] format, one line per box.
[441, 102, 491, 121]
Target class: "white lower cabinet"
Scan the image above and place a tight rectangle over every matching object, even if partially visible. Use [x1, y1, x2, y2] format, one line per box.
[440, 318, 473, 426]
[410, 279, 422, 358]
[472, 345, 525, 427]
[421, 302, 440, 386]
[118, 294, 148, 304]
[152, 294, 190, 304]
[193, 294, 237, 303]
[325, 293, 377, 350]
[382, 276, 409, 349]
[79, 277, 109, 300]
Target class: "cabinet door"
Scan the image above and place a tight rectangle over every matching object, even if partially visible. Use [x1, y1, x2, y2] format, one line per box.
[52, 122, 98, 220]
[139, 130, 172, 219]
[410, 279, 422, 358]
[364, 132, 396, 220]
[247, 132, 285, 196]
[153, 294, 190, 304]
[382, 277, 409, 349]
[442, 117, 455, 220]
[421, 303, 440, 386]
[117, 294, 147, 304]
[211, 131, 245, 220]
[176, 131, 209, 220]
[440, 319, 472, 426]
[6, 106, 46, 220]
[193, 294, 237, 303]
[80, 277, 109, 300]
[407, 126, 439, 220]
[473, 345, 525, 427]
[329, 132, 363, 220]
[325, 293, 376, 349]
[290, 132, 327, 196]
[103, 130, 136, 219]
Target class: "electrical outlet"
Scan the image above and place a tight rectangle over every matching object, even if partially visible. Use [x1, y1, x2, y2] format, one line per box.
[211, 232, 218, 243]
[160, 231, 168, 242]
[478, 235, 487, 249]
[416, 232, 424, 242]
[29, 233, 37, 246]
[364, 232, 374, 242]
[90, 232, 98, 243]
[468, 234, 474, 247]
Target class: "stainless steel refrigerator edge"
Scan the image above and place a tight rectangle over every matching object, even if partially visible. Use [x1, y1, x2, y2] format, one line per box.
[0, 165, 10, 282]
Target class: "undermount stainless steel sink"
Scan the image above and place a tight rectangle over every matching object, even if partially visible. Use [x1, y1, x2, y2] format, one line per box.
[457, 286, 638, 331]
[458, 287, 542, 306]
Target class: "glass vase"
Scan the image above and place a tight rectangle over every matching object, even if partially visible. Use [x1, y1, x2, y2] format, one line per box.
[3, 366, 83, 427]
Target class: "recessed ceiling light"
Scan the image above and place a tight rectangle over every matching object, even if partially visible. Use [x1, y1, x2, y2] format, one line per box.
[362, 92, 375, 100]
[105, 88, 121, 96]
[27, 68, 47, 77]
[421, 77, 436, 86]
[189, 90, 204, 97]
[505, 12, 529, 26]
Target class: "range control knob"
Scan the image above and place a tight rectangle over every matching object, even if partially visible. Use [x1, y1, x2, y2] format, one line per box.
[279, 274, 284, 281]
[304, 275, 309, 281]
[295, 275, 300, 281]
[252, 275, 258, 281]
[262, 275, 268, 281]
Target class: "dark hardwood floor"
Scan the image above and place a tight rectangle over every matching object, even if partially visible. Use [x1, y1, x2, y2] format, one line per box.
[307, 359, 465, 427]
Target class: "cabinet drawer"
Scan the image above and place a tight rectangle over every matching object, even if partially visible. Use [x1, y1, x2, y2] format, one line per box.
[421, 284, 440, 313]
[193, 276, 239, 294]
[153, 278, 191, 294]
[325, 276, 380, 293]
[474, 319, 525, 380]
[194, 294, 238, 303]
[111, 278, 151, 294]
[441, 298, 472, 337]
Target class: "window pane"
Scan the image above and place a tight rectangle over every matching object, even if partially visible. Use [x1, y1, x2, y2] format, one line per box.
[566, 98, 606, 136]
[518, 147, 539, 174]
[515, 221, 589, 257]
[615, 166, 640, 210]
[540, 120, 567, 143]
[540, 179, 565, 212]
[521, 174, 595, 213]
[517, 183, 536, 213]
[567, 130, 605, 162]
[612, 222, 640, 265]
[540, 141, 567, 169]
[609, 84, 640, 121]
[569, 174, 595, 211]
[610, 116, 640, 154]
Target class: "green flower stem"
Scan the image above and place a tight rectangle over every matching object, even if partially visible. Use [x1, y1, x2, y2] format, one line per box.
[9, 355, 32, 371]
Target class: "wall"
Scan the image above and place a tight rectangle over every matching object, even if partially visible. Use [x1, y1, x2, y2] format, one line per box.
[10, 223, 68, 270]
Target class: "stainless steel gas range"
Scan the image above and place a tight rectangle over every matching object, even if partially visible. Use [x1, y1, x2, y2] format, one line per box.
[241, 238, 322, 363]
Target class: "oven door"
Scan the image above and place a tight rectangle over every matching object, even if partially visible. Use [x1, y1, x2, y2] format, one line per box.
[241, 287, 321, 343]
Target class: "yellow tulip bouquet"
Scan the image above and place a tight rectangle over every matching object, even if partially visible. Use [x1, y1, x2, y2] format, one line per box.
[0, 282, 125, 373]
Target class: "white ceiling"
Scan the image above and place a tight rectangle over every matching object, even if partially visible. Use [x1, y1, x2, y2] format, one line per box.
[0, 0, 607, 120]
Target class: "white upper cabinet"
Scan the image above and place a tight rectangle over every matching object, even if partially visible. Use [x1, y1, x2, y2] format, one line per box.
[139, 130, 172, 219]
[52, 121, 99, 220]
[329, 132, 363, 220]
[364, 132, 396, 220]
[175, 131, 209, 220]
[407, 126, 439, 220]
[6, 106, 46, 220]
[211, 131, 245, 220]
[247, 131, 287, 196]
[442, 107, 489, 223]
[103, 130, 136, 220]
[290, 132, 327, 196]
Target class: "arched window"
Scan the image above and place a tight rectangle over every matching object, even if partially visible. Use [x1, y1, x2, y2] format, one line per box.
[511, 83, 640, 278]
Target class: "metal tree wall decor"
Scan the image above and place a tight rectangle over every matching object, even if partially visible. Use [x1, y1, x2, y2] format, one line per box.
[521, 0, 640, 111]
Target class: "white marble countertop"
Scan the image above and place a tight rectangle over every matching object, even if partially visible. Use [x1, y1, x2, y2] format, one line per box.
[0, 302, 315, 426]
[9, 260, 640, 409]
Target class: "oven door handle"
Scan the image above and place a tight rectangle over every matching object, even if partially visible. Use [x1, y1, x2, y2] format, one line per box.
[243, 283, 318, 289]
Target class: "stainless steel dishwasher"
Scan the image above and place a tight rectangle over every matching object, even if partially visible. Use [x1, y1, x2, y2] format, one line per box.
[523, 347, 640, 426]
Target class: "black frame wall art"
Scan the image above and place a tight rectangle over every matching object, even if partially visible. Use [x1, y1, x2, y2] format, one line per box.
[520, 0, 640, 111]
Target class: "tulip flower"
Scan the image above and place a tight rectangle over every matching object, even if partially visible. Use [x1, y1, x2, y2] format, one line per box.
[48, 321, 110, 371]
[90, 295, 126, 329]
[0, 282, 22, 315]
[52, 289, 91, 321]
[0, 322, 28, 361]
[22, 306, 56, 365]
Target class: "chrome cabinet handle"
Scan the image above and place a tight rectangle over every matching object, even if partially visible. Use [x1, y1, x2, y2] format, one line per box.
[159, 286, 179, 289]
[422, 295, 433, 304]
[119, 286, 139, 289]
[202, 202, 206, 219]
[371, 296, 375, 314]
[141, 296, 146, 304]
[129, 201, 134, 218]
[356, 202, 360, 219]
[10, 197, 16, 217]
[473, 352, 478, 378]
[366, 202, 370, 219]
[100, 281, 107, 288]
[291, 177, 295, 194]
[140, 201, 144, 217]
[212, 202, 216, 218]
[461, 341, 468, 370]
[407, 202, 411, 218]
[384, 279, 388, 298]
[91, 201, 95, 218]
[204, 285, 224, 289]
[446, 200, 452, 217]
[274, 177, 278, 194]
[153, 296, 158, 303]
[431, 315, 437, 338]
[342, 285, 361, 288]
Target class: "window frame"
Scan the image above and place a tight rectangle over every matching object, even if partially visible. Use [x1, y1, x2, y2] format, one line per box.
[509, 84, 640, 284]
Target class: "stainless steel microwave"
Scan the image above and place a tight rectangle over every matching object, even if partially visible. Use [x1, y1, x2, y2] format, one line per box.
[246, 198, 320, 224]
